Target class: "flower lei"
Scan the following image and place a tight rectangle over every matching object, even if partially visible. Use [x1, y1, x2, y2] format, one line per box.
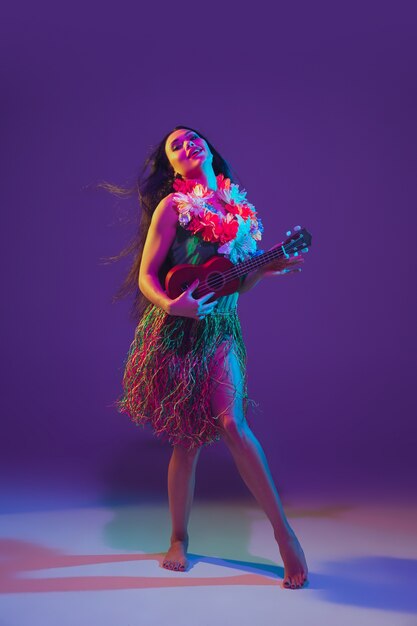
[172, 173, 264, 264]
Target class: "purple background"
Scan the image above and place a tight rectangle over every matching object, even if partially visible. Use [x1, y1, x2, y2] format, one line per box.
[1, 1, 416, 509]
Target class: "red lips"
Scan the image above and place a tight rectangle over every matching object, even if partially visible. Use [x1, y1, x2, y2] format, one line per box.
[188, 147, 203, 158]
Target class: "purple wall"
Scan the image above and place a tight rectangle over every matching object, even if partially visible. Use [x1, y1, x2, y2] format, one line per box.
[1, 2, 416, 507]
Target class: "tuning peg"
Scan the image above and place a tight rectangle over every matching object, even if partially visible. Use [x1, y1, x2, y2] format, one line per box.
[294, 225, 301, 231]
[286, 230, 292, 236]
[301, 247, 309, 253]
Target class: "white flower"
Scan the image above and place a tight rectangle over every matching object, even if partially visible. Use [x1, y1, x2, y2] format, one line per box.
[216, 183, 249, 205]
[174, 191, 213, 226]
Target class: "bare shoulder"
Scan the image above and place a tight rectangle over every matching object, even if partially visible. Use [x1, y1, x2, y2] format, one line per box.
[140, 192, 179, 279]
[152, 192, 178, 227]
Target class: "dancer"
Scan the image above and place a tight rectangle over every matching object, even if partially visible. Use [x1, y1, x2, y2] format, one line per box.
[114, 125, 308, 589]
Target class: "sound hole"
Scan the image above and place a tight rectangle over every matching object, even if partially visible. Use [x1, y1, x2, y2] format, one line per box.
[207, 272, 224, 290]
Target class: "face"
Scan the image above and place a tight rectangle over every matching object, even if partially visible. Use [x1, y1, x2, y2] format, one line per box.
[165, 128, 213, 178]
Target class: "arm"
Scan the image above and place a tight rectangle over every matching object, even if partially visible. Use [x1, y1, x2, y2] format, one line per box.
[237, 268, 265, 294]
[138, 193, 178, 314]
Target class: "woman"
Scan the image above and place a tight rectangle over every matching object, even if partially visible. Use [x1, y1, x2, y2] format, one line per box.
[112, 125, 309, 589]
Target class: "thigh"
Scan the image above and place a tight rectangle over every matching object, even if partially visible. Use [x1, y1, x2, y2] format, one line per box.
[209, 341, 247, 429]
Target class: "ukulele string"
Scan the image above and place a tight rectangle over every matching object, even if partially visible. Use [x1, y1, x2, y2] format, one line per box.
[194, 240, 304, 297]
[197, 247, 297, 295]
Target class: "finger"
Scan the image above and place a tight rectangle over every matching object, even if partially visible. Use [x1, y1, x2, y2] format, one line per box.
[276, 266, 301, 275]
[200, 302, 218, 315]
[198, 292, 217, 303]
[277, 258, 303, 271]
[188, 279, 200, 291]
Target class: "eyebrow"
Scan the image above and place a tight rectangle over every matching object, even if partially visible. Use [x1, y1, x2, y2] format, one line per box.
[170, 131, 196, 148]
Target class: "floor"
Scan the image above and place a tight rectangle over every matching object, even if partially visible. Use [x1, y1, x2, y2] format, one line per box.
[0, 488, 416, 626]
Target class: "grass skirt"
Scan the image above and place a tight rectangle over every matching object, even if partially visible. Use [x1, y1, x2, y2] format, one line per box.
[114, 302, 259, 450]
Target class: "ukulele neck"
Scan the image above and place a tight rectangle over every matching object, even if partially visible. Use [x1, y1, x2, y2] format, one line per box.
[230, 246, 289, 280]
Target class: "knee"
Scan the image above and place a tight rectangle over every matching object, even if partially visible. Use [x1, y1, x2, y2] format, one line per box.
[218, 412, 249, 444]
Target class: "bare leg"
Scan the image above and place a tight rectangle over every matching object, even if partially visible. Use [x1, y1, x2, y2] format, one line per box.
[210, 344, 309, 589]
[222, 423, 308, 588]
[162, 443, 201, 571]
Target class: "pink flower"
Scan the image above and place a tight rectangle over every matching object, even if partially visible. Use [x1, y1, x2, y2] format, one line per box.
[188, 215, 204, 234]
[218, 218, 239, 243]
[240, 205, 256, 220]
[199, 211, 221, 242]
[216, 173, 231, 190]
[224, 202, 239, 216]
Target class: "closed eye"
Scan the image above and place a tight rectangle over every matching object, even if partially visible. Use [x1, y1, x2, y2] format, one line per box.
[172, 133, 199, 150]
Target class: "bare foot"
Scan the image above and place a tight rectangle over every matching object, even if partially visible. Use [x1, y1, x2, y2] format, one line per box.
[275, 528, 309, 589]
[162, 538, 189, 572]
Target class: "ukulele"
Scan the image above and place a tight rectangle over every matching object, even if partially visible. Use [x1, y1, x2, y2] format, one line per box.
[165, 225, 312, 303]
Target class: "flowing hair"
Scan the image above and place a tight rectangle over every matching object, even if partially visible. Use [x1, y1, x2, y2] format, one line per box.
[99, 125, 241, 325]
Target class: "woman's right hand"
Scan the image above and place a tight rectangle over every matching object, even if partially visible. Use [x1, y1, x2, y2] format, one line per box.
[169, 279, 219, 320]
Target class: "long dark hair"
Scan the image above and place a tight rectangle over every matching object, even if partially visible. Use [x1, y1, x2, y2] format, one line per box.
[99, 125, 240, 325]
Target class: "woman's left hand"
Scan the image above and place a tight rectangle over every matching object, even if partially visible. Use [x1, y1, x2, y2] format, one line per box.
[261, 247, 305, 277]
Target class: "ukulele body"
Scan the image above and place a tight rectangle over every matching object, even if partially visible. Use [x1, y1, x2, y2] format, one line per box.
[165, 255, 243, 303]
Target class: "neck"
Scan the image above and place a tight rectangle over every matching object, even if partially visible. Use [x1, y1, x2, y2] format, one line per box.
[184, 163, 218, 191]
